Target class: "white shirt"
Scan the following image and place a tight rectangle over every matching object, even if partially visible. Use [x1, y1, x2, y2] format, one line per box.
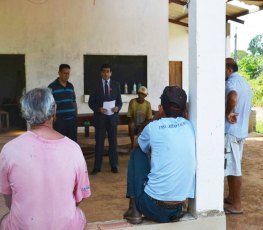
[225, 72, 253, 138]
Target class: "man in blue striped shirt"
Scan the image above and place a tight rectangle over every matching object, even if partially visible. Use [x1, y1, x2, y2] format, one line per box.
[48, 64, 78, 142]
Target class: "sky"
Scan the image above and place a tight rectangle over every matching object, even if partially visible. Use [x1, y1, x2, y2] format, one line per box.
[230, 10, 263, 52]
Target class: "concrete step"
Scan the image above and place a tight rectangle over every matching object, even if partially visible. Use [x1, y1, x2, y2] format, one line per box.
[86, 214, 196, 230]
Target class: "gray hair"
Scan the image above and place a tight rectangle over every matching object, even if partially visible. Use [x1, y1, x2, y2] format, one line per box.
[20, 88, 56, 125]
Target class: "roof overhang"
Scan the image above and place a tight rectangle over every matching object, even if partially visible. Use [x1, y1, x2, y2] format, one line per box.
[169, 0, 263, 27]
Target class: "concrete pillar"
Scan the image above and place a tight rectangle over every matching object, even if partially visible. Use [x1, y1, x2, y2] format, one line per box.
[188, 0, 226, 221]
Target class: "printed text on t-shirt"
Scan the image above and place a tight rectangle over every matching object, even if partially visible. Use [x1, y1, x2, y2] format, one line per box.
[159, 122, 186, 129]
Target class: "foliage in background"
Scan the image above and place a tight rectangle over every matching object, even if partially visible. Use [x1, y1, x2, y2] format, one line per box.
[239, 55, 263, 79]
[256, 120, 263, 134]
[235, 50, 248, 60]
[232, 34, 263, 107]
[248, 34, 263, 55]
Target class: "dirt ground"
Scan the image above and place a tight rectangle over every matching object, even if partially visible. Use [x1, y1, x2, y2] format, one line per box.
[0, 129, 262, 229]
[78, 131, 263, 230]
[224, 133, 263, 230]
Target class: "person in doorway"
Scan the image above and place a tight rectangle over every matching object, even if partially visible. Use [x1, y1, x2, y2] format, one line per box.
[48, 64, 78, 142]
[127, 86, 152, 149]
[0, 88, 90, 230]
[224, 58, 253, 215]
[88, 64, 122, 175]
[124, 86, 196, 224]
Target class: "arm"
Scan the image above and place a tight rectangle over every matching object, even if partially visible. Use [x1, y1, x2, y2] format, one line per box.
[226, 90, 238, 124]
[72, 88, 78, 115]
[146, 102, 153, 121]
[112, 82, 122, 112]
[136, 124, 151, 153]
[73, 102, 78, 115]
[88, 90, 100, 113]
[0, 152, 12, 209]
[74, 149, 91, 206]
[127, 99, 134, 122]
[134, 137, 139, 148]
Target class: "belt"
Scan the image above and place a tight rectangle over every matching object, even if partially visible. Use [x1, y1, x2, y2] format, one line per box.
[148, 195, 183, 209]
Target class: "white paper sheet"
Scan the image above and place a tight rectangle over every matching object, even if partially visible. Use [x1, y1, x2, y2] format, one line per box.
[103, 100, 116, 115]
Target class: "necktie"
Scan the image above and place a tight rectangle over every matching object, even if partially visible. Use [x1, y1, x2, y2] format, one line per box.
[105, 80, 109, 99]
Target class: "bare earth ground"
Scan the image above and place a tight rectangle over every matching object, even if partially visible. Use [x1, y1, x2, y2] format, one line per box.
[225, 133, 263, 230]
[0, 127, 263, 229]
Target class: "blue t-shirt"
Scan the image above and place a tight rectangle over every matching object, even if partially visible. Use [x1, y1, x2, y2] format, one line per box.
[138, 117, 196, 201]
[225, 72, 253, 138]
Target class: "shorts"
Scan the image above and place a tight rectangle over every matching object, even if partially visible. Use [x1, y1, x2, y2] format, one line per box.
[224, 133, 245, 177]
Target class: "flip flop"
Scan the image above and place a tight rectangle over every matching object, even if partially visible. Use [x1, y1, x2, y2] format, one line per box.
[224, 198, 233, 205]
[224, 208, 243, 215]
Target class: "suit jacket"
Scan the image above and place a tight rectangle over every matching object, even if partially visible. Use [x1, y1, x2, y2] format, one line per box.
[88, 79, 122, 127]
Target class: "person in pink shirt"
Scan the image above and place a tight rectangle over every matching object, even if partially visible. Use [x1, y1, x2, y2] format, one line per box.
[0, 88, 91, 230]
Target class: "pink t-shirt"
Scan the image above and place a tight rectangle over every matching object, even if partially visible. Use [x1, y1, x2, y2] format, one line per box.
[0, 131, 91, 230]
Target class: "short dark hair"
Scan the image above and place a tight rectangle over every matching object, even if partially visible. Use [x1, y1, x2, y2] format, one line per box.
[100, 63, 112, 71]
[59, 64, 71, 72]
[162, 103, 183, 118]
[160, 86, 187, 118]
[226, 58, 238, 72]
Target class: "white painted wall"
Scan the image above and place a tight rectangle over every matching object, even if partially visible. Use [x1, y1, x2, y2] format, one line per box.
[0, 0, 169, 113]
[168, 23, 189, 94]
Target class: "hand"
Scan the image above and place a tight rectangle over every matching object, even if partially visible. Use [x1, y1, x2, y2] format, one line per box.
[226, 112, 238, 124]
[99, 107, 107, 113]
[111, 107, 119, 113]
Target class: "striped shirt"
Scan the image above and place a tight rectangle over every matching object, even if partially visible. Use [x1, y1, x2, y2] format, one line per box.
[48, 78, 76, 119]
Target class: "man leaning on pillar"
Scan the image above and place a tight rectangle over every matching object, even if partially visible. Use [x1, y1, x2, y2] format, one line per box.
[224, 58, 253, 215]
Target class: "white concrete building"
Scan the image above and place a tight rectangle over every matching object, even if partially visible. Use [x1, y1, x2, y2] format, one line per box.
[1, 0, 262, 229]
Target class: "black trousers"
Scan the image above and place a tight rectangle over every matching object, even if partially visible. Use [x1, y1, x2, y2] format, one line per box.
[94, 117, 118, 170]
[53, 117, 77, 142]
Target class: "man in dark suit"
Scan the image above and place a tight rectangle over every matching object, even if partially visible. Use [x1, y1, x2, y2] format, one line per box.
[88, 64, 122, 175]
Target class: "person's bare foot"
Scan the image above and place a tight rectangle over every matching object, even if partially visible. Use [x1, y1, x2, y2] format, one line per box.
[224, 197, 233, 205]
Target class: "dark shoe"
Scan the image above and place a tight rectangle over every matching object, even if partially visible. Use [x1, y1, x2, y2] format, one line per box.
[123, 206, 132, 219]
[124, 208, 142, 224]
[111, 167, 119, 173]
[124, 198, 143, 224]
[90, 168, 100, 175]
[170, 212, 185, 222]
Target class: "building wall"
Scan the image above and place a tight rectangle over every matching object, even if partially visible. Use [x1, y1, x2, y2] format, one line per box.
[0, 0, 169, 113]
[168, 23, 189, 94]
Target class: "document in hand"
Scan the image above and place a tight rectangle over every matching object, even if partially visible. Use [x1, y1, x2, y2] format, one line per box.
[103, 100, 116, 115]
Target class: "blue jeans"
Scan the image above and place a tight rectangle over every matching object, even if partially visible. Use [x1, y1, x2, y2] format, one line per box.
[126, 148, 183, 223]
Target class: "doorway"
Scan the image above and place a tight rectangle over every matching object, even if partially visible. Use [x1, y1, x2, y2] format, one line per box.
[0, 54, 26, 130]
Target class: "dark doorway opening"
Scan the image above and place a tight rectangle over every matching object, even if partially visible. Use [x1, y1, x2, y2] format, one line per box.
[0, 54, 26, 130]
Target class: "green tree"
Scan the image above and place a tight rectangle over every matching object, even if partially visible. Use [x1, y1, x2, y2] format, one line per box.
[248, 73, 263, 107]
[238, 55, 263, 79]
[231, 50, 248, 61]
[248, 34, 263, 55]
